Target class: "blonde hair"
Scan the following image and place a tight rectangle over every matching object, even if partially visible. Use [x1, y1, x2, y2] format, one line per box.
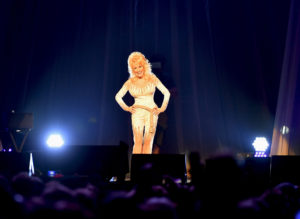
[127, 51, 153, 78]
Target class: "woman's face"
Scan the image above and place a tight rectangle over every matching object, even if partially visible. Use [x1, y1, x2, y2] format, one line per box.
[132, 62, 145, 78]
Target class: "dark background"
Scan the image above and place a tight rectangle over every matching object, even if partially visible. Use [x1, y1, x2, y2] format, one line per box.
[0, 0, 293, 158]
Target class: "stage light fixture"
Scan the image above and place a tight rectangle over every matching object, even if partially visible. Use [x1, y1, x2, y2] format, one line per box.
[46, 134, 64, 148]
[48, 170, 56, 177]
[1, 147, 13, 152]
[280, 125, 289, 135]
[252, 137, 269, 157]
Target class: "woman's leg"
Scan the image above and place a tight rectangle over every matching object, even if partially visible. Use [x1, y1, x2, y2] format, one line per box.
[143, 113, 158, 154]
[131, 110, 145, 154]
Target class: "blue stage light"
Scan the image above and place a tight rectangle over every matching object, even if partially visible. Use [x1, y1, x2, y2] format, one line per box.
[46, 134, 64, 148]
[252, 137, 269, 157]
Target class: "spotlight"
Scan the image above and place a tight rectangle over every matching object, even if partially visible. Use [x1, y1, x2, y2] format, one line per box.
[47, 170, 56, 177]
[46, 134, 64, 148]
[1, 147, 13, 152]
[280, 125, 289, 135]
[252, 137, 269, 157]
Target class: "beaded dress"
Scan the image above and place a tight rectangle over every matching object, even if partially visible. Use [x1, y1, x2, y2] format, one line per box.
[115, 74, 170, 154]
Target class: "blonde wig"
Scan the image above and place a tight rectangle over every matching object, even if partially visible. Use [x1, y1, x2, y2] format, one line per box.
[127, 52, 153, 78]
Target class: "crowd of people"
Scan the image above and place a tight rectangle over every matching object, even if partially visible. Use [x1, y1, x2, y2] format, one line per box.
[0, 153, 300, 219]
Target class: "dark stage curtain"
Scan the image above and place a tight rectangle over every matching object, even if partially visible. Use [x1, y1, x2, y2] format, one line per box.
[0, 0, 291, 158]
[271, 0, 300, 155]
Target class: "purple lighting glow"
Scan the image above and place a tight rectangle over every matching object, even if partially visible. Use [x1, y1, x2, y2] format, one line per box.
[254, 151, 267, 157]
[1, 148, 13, 152]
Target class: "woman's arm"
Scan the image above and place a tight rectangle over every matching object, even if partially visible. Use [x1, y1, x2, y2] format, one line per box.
[156, 77, 170, 113]
[115, 81, 130, 111]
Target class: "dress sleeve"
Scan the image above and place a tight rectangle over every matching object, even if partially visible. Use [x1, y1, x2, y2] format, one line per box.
[155, 76, 171, 112]
[115, 81, 130, 111]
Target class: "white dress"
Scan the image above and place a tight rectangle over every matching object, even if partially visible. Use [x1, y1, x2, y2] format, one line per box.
[115, 74, 170, 154]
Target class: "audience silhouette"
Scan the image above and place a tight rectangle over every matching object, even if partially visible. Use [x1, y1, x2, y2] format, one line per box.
[0, 153, 299, 219]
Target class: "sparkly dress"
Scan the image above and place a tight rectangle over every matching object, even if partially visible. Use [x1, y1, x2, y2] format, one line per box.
[115, 74, 170, 154]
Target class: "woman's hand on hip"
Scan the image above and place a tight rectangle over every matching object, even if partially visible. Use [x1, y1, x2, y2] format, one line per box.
[153, 107, 162, 116]
[127, 106, 136, 114]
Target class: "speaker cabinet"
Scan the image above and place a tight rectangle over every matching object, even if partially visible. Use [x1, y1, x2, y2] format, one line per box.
[32, 145, 129, 179]
[271, 155, 300, 185]
[243, 157, 271, 195]
[0, 152, 30, 177]
[130, 154, 186, 183]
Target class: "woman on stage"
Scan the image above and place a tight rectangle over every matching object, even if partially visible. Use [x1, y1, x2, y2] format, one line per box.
[115, 52, 170, 154]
